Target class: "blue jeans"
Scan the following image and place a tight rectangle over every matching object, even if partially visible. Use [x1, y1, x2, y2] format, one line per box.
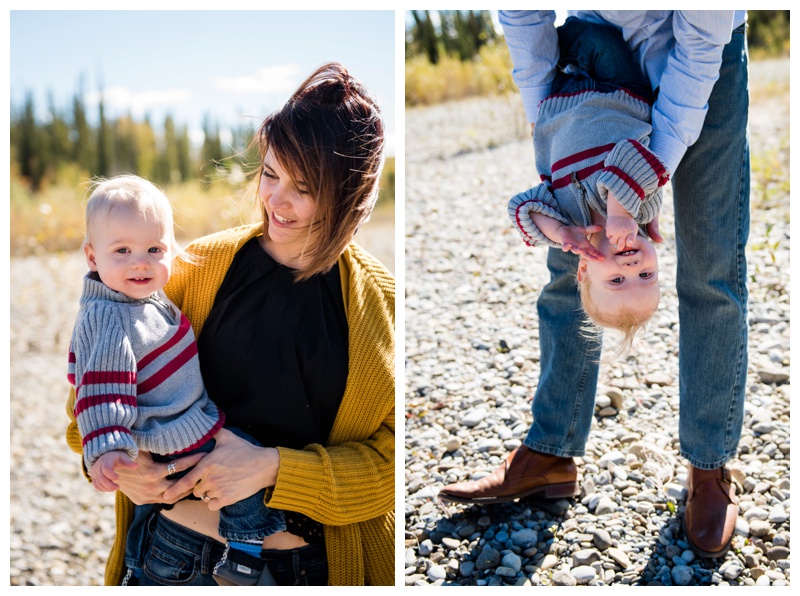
[553, 17, 654, 103]
[525, 25, 749, 470]
[151, 430, 286, 542]
[129, 513, 327, 586]
[126, 429, 286, 570]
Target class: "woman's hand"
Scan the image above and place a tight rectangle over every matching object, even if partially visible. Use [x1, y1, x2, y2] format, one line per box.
[112, 450, 206, 505]
[162, 428, 280, 511]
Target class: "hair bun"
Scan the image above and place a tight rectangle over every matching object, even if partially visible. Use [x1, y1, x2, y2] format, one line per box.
[294, 62, 374, 108]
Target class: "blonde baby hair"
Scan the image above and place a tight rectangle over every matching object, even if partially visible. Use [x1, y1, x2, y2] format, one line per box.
[84, 174, 179, 255]
[578, 276, 654, 360]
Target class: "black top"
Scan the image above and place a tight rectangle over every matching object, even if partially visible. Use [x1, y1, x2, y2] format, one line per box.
[197, 237, 349, 543]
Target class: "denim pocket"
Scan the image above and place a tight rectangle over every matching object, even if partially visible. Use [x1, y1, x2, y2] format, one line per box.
[295, 556, 328, 586]
[142, 535, 200, 585]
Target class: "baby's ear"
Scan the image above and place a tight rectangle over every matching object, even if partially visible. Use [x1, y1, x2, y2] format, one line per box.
[576, 259, 588, 283]
[84, 243, 98, 271]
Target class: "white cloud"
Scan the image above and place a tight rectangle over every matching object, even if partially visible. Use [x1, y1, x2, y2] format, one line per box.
[87, 86, 193, 115]
[215, 64, 301, 95]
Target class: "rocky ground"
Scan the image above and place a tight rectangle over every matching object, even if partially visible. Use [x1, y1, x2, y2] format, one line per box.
[404, 58, 790, 586]
[8, 222, 393, 585]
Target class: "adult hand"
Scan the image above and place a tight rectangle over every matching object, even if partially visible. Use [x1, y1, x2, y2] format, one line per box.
[162, 428, 280, 511]
[646, 215, 664, 244]
[556, 224, 605, 261]
[112, 450, 206, 505]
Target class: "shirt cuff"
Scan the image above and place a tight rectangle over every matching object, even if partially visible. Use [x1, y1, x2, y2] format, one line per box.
[520, 86, 551, 124]
[648, 131, 688, 176]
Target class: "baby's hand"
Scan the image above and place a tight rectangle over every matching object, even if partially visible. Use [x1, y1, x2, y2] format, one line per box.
[556, 225, 604, 261]
[90, 451, 137, 492]
[606, 191, 639, 250]
[605, 214, 639, 250]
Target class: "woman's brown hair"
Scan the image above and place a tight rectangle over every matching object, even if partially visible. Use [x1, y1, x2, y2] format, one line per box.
[256, 62, 385, 280]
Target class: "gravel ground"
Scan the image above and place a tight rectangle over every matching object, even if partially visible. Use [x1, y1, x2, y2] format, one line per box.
[8, 220, 393, 586]
[404, 58, 790, 586]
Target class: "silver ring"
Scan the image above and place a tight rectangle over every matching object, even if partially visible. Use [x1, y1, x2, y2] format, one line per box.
[202, 492, 212, 502]
[166, 461, 177, 476]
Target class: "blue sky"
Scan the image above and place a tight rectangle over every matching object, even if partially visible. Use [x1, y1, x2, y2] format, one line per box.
[10, 9, 396, 154]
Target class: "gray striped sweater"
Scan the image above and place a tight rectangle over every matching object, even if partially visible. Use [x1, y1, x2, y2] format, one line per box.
[68, 273, 224, 469]
[509, 86, 669, 248]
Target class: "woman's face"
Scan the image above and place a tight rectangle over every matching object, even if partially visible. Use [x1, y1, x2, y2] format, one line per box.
[258, 147, 318, 266]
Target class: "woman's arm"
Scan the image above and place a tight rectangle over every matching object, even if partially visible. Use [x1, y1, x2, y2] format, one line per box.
[268, 407, 394, 526]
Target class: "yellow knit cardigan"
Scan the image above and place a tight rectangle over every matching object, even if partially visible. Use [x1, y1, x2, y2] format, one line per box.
[66, 224, 395, 586]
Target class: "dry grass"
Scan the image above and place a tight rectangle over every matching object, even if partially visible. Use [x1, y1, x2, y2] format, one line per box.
[10, 161, 396, 274]
[406, 43, 516, 107]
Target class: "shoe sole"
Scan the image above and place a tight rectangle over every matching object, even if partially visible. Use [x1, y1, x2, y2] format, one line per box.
[683, 519, 733, 559]
[438, 481, 579, 505]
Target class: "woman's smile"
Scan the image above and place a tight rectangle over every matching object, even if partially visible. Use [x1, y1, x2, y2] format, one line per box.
[258, 147, 318, 267]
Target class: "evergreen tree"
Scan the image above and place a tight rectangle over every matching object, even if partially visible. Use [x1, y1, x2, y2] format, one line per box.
[134, 115, 158, 181]
[72, 79, 95, 174]
[18, 93, 46, 190]
[97, 87, 112, 176]
[46, 92, 72, 175]
[201, 114, 224, 181]
[410, 10, 440, 64]
[176, 125, 192, 183]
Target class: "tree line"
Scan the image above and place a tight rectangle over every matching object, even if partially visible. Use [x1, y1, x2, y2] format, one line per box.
[10, 83, 256, 192]
[406, 10, 499, 65]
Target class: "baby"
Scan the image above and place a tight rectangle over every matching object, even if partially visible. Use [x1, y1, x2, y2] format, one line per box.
[68, 175, 282, 585]
[508, 17, 668, 351]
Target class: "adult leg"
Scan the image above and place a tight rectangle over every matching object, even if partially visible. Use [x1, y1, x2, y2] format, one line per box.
[438, 248, 593, 504]
[525, 247, 602, 457]
[673, 26, 749, 470]
[673, 25, 749, 558]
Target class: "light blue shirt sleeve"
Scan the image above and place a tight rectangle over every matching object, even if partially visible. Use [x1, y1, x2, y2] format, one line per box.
[648, 11, 735, 175]
[498, 10, 559, 124]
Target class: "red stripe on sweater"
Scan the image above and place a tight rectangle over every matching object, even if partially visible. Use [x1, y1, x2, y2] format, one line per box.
[552, 161, 605, 190]
[80, 370, 136, 386]
[137, 341, 198, 395]
[542, 86, 652, 106]
[163, 409, 227, 456]
[138, 313, 192, 370]
[82, 425, 132, 446]
[74, 393, 137, 418]
[514, 199, 547, 247]
[603, 165, 645, 200]
[629, 139, 670, 186]
[552, 143, 616, 173]
[68, 351, 76, 364]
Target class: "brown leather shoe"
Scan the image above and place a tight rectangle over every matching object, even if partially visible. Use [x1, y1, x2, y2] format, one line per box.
[438, 446, 579, 505]
[683, 465, 738, 558]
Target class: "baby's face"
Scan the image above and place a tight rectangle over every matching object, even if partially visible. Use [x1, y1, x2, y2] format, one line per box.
[84, 208, 172, 300]
[578, 232, 660, 318]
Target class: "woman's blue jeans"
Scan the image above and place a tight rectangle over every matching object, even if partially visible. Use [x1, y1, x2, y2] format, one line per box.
[524, 25, 750, 470]
[131, 513, 328, 586]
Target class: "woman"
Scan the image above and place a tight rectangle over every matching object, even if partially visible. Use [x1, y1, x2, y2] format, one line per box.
[66, 62, 394, 586]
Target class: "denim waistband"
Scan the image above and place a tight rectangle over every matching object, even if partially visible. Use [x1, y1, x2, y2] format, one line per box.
[153, 512, 325, 564]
